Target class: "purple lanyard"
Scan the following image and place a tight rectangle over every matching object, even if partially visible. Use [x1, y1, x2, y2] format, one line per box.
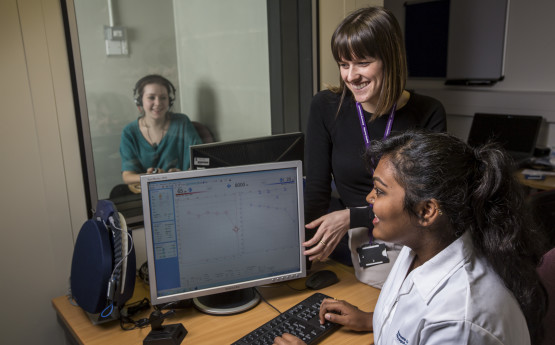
[356, 102, 396, 244]
[356, 102, 396, 148]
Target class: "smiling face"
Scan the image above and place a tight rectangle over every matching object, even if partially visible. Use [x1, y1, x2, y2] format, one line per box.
[141, 83, 170, 120]
[366, 156, 419, 246]
[339, 57, 384, 113]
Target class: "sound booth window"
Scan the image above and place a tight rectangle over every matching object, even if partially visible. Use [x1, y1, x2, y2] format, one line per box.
[404, 0, 450, 78]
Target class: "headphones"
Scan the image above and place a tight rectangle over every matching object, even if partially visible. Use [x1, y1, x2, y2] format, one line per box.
[133, 74, 176, 108]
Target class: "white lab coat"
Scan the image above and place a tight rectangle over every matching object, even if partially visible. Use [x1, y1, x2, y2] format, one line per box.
[373, 231, 530, 345]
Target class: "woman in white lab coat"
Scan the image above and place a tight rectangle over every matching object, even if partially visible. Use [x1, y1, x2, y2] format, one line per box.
[275, 130, 547, 345]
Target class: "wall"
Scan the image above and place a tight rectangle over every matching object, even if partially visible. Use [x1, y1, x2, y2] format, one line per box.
[385, 0, 555, 147]
[174, 0, 271, 142]
[0, 0, 87, 344]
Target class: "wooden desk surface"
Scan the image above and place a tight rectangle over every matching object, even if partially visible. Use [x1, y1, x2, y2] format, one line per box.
[52, 261, 379, 345]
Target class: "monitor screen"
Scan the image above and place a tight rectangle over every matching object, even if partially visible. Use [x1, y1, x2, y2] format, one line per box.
[141, 161, 306, 314]
[190, 132, 304, 170]
[467, 113, 543, 154]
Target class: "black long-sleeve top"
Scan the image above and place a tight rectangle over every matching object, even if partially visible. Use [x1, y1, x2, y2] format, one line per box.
[304, 90, 447, 231]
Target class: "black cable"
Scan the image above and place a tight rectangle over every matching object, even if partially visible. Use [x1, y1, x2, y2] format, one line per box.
[153, 301, 180, 311]
[126, 298, 151, 316]
[255, 287, 281, 314]
[118, 298, 151, 330]
[284, 284, 308, 292]
[120, 315, 151, 331]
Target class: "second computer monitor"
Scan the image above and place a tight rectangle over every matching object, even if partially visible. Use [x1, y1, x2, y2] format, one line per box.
[190, 132, 304, 170]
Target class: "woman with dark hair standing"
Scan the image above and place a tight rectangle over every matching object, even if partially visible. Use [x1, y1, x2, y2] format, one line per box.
[303, 6, 446, 288]
[120, 74, 202, 185]
[276, 130, 547, 345]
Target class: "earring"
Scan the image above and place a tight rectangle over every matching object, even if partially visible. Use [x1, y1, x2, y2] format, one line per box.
[436, 207, 443, 216]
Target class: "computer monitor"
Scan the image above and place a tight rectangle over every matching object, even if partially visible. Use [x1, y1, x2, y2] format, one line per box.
[190, 132, 304, 170]
[467, 113, 543, 163]
[140, 161, 306, 315]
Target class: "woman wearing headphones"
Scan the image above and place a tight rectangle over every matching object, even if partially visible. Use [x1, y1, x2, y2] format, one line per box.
[120, 74, 202, 185]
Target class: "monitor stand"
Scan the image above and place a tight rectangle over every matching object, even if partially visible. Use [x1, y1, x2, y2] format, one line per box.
[193, 288, 260, 315]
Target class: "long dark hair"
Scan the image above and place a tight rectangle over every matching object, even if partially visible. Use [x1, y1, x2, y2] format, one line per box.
[366, 130, 547, 343]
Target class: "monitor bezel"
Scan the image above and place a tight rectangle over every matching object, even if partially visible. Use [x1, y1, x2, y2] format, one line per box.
[189, 132, 304, 170]
[140, 160, 306, 307]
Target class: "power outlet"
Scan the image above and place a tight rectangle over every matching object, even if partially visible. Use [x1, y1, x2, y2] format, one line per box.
[104, 26, 128, 56]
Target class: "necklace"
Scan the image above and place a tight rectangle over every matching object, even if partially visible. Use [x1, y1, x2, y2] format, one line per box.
[142, 116, 168, 148]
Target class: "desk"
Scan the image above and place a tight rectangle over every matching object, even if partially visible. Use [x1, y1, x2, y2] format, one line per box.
[52, 261, 379, 344]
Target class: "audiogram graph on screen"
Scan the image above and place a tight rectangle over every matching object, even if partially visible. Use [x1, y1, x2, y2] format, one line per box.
[148, 168, 301, 292]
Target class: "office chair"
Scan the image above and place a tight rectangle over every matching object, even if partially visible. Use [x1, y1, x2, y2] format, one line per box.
[538, 247, 555, 345]
[192, 121, 214, 143]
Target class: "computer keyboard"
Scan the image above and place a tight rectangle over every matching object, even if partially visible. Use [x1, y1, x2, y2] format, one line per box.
[231, 292, 340, 345]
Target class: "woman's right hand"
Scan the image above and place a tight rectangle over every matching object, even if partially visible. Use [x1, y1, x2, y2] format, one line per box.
[303, 209, 350, 262]
[123, 168, 166, 185]
[318, 298, 373, 332]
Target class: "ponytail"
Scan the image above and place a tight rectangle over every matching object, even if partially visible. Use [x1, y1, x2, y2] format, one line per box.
[469, 145, 547, 343]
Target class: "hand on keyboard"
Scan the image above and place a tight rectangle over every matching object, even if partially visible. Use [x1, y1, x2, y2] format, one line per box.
[231, 293, 341, 345]
[318, 298, 373, 332]
[271, 297, 373, 345]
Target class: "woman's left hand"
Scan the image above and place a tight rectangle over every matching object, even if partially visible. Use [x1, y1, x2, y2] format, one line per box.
[273, 333, 306, 345]
[303, 209, 350, 261]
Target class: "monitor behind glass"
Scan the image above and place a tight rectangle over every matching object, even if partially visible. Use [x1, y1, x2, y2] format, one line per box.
[141, 161, 306, 314]
[190, 132, 304, 170]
